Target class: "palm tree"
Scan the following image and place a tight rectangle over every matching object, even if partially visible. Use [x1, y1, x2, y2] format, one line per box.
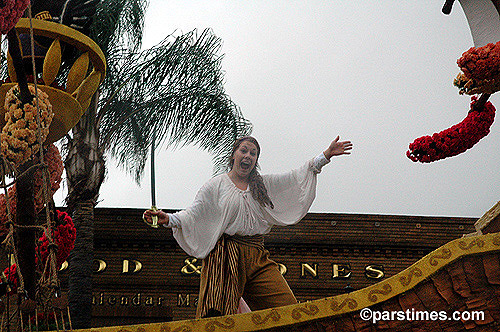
[61, 0, 252, 328]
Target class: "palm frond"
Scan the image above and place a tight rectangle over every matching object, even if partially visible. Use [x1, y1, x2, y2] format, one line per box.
[98, 29, 252, 182]
[0, 38, 8, 80]
[89, 0, 146, 58]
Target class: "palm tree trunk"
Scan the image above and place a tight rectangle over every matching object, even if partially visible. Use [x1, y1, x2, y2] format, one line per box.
[66, 94, 105, 328]
[68, 200, 94, 328]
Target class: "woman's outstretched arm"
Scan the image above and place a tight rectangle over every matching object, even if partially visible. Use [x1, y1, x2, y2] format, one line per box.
[323, 136, 353, 160]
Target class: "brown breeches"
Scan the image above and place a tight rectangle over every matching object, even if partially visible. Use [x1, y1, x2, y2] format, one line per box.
[196, 239, 297, 317]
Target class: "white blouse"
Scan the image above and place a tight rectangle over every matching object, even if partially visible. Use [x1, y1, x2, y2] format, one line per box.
[166, 153, 330, 259]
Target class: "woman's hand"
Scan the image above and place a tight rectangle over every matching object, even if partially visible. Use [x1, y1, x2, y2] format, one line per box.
[323, 136, 353, 160]
[143, 209, 169, 226]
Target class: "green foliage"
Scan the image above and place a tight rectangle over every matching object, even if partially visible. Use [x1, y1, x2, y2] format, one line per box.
[90, 0, 146, 56]
[98, 29, 251, 181]
[88, 0, 252, 182]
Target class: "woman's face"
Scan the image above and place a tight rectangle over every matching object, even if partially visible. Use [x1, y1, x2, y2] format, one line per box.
[231, 140, 258, 179]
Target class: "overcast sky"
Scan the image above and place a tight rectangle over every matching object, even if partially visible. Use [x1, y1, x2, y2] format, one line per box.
[54, 0, 500, 218]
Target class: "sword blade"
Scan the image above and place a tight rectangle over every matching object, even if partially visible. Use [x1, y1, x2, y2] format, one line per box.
[149, 137, 159, 228]
[151, 136, 156, 207]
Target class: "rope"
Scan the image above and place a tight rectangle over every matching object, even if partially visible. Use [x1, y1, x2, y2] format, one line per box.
[10, 224, 45, 231]
[26, 4, 61, 308]
[0, 158, 26, 297]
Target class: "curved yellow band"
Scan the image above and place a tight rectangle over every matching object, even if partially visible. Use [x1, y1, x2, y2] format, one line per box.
[15, 18, 106, 81]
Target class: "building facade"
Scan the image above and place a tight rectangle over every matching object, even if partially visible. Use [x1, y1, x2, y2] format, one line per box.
[71, 208, 476, 327]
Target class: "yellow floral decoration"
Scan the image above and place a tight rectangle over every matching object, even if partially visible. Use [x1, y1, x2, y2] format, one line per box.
[0, 84, 54, 166]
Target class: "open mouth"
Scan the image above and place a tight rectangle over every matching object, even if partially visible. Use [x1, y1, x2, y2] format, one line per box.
[240, 160, 252, 170]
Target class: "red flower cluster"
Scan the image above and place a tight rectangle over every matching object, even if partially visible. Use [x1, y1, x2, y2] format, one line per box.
[38, 210, 76, 267]
[30, 311, 56, 324]
[0, 0, 29, 35]
[3, 264, 18, 290]
[457, 41, 500, 81]
[3, 210, 76, 293]
[407, 97, 495, 163]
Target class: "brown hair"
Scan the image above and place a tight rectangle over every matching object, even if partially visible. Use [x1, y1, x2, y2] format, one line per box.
[229, 137, 274, 209]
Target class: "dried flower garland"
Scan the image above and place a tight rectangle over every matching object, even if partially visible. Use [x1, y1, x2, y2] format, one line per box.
[407, 97, 495, 163]
[3, 210, 76, 292]
[0, 0, 29, 35]
[0, 144, 64, 236]
[454, 41, 500, 95]
[0, 84, 54, 166]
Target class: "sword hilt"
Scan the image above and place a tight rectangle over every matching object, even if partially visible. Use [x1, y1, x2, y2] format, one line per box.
[143, 206, 159, 228]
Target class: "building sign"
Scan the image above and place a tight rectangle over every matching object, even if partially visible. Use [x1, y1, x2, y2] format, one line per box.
[93, 293, 166, 306]
[66, 257, 385, 280]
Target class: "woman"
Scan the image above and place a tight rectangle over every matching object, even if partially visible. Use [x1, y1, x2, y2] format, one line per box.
[143, 136, 352, 318]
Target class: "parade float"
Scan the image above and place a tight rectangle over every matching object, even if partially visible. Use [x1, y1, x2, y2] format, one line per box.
[1, 0, 500, 331]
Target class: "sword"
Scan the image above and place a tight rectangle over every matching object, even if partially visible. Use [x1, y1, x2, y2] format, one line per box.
[143, 136, 159, 228]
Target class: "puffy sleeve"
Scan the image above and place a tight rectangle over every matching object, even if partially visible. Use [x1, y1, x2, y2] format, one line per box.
[169, 177, 226, 259]
[262, 154, 329, 226]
